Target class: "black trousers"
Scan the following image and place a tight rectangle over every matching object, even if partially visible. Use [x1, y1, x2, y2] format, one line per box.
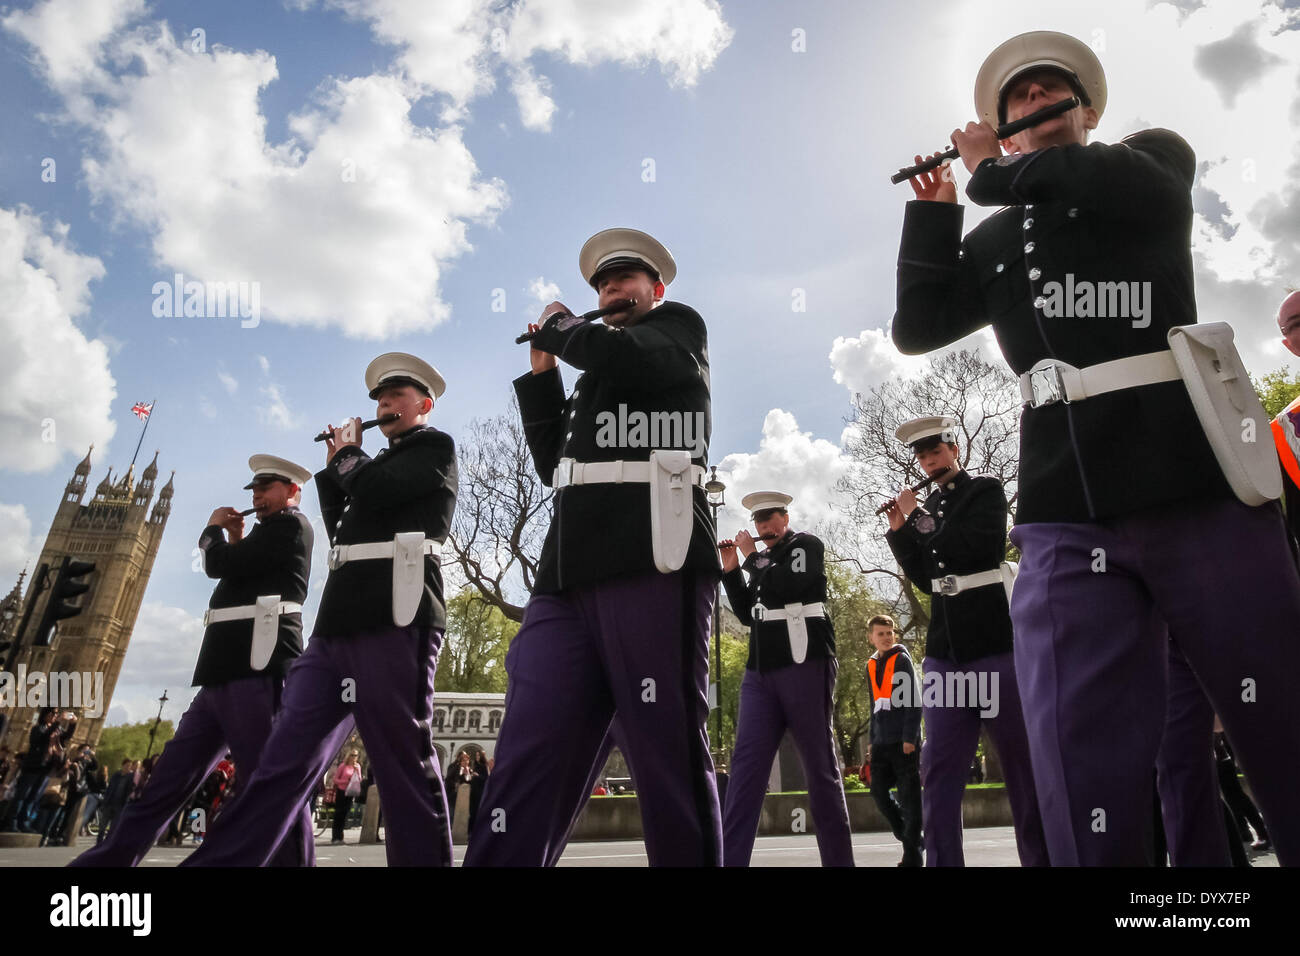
[1219, 766, 1269, 842]
[871, 742, 923, 862]
[332, 794, 354, 841]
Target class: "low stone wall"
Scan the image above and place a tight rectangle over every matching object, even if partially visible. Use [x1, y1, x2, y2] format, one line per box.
[569, 786, 1013, 841]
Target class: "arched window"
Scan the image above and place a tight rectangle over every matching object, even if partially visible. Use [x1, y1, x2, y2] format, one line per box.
[467, 710, 481, 731]
[432, 709, 446, 731]
[489, 710, 502, 732]
[453, 709, 466, 730]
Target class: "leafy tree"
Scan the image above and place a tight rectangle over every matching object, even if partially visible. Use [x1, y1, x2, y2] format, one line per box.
[434, 590, 519, 693]
[824, 559, 896, 766]
[1252, 367, 1300, 419]
[96, 719, 175, 772]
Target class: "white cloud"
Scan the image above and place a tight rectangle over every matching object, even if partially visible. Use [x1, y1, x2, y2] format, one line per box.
[0, 205, 116, 472]
[257, 382, 298, 431]
[0, 503, 37, 587]
[829, 328, 927, 397]
[255, 354, 270, 374]
[217, 369, 238, 394]
[511, 65, 557, 132]
[314, 0, 733, 128]
[714, 409, 854, 536]
[829, 323, 1002, 398]
[526, 276, 563, 314]
[499, 0, 734, 90]
[105, 601, 203, 724]
[7, 6, 509, 339]
[1, 0, 143, 92]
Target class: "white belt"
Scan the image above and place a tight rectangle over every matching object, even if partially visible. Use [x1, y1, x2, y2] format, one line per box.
[203, 601, 302, 627]
[931, 569, 1003, 597]
[750, 601, 826, 622]
[552, 457, 706, 489]
[1019, 350, 1180, 409]
[328, 538, 441, 571]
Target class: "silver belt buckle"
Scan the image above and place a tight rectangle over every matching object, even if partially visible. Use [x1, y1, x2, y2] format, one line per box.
[202, 609, 212, 628]
[327, 546, 343, 571]
[1027, 364, 1066, 408]
[751, 603, 766, 622]
[936, 575, 960, 597]
[555, 458, 574, 488]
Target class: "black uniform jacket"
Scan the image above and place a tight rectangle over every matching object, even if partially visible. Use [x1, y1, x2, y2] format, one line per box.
[315, 425, 457, 636]
[885, 471, 1013, 665]
[894, 129, 1233, 524]
[515, 300, 721, 594]
[868, 645, 922, 747]
[722, 530, 835, 673]
[193, 507, 312, 686]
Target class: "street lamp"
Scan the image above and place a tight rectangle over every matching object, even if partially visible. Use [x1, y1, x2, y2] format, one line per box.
[145, 689, 169, 759]
[704, 466, 726, 766]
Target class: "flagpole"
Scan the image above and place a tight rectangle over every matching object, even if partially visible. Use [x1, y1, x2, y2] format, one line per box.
[131, 398, 155, 468]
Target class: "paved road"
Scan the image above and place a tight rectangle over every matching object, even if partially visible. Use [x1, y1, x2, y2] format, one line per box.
[0, 826, 1280, 867]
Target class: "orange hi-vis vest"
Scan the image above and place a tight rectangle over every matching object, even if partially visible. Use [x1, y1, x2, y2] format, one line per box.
[1271, 394, 1300, 491]
[868, 647, 904, 712]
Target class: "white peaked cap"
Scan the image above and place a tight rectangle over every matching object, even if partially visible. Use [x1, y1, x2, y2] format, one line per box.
[579, 228, 677, 289]
[740, 490, 793, 518]
[895, 415, 960, 448]
[245, 454, 312, 489]
[974, 30, 1107, 126]
[365, 352, 446, 401]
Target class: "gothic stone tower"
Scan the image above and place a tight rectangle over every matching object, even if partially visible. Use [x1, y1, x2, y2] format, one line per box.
[2, 447, 172, 751]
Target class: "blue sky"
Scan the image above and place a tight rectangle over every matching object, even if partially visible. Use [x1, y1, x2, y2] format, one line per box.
[2, 0, 1298, 723]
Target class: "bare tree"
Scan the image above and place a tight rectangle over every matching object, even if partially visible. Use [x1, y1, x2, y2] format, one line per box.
[833, 349, 1022, 640]
[446, 398, 552, 622]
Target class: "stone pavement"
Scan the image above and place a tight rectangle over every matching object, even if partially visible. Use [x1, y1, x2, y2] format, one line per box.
[0, 826, 1280, 867]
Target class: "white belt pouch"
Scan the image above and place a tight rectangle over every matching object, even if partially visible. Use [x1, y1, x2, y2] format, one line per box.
[648, 449, 695, 574]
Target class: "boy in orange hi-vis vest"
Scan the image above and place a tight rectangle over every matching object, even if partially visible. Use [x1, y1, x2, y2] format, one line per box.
[866, 615, 923, 866]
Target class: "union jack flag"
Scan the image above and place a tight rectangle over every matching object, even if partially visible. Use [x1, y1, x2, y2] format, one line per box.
[131, 401, 153, 421]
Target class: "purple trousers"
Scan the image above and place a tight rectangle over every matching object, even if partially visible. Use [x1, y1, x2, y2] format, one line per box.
[1010, 497, 1300, 866]
[723, 657, 854, 866]
[181, 624, 450, 867]
[919, 653, 1049, 866]
[464, 570, 721, 867]
[69, 675, 313, 867]
[1156, 640, 1230, 865]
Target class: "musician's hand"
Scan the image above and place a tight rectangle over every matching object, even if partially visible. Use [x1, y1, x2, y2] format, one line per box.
[896, 487, 918, 517]
[527, 323, 558, 374]
[951, 120, 1002, 174]
[885, 502, 905, 532]
[208, 507, 242, 532]
[736, 529, 757, 558]
[325, 417, 363, 464]
[903, 742, 916, 755]
[908, 152, 958, 204]
[719, 540, 740, 572]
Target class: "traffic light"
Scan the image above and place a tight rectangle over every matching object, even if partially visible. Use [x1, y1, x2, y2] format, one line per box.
[34, 556, 96, 646]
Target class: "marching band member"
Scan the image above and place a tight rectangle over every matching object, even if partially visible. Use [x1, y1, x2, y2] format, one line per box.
[71, 455, 315, 867]
[466, 228, 723, 866]
[893, 30, 1300, 864]
[719, 491, 854, 867]
[184, 354, 458, 867]
[883, 416, 1047, 866]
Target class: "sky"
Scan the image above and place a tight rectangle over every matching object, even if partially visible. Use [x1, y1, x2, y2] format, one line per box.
[2, 0, 1298, 724]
